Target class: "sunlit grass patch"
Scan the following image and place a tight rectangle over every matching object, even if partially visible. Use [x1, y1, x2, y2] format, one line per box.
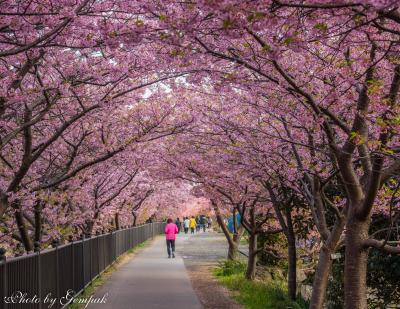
[213, 260, 307, 309]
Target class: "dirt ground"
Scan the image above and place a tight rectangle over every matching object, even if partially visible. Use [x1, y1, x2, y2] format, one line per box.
[176, 231, 244, 309]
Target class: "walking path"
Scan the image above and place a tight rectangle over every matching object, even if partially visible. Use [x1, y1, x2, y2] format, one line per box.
[89, 234, 203, 309]
[177, 232, 245, 309]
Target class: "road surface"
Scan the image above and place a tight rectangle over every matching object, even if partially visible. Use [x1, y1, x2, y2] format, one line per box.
[88, 234, 203, 309]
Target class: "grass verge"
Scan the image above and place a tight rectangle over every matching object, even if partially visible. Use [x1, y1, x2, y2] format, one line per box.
[213, 260, 307, 309]
[68, 239, 151, 309]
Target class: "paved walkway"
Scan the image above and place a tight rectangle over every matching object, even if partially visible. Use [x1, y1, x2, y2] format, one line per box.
[177, 232, 245, 309]
[89, 234, 203, 309]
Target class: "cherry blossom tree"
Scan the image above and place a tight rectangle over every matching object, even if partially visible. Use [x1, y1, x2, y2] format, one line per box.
[1, 2, 399, 308]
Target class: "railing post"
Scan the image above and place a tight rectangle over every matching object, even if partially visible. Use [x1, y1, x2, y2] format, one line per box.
[96, 231, 100, 276]
[111, 230, 113, 263]
[34, 242, 41, 309]
[52, 239, 59, 309]
[0, 248, 7, 309]
[69, 235, 75, 294]
[88, 234, 92, 285]
[81, 234, 85, 289]
[115, 229, 117, 260]
[101, 230, 104, 271]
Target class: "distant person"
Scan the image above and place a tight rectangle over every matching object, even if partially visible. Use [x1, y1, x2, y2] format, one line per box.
[189, 216, 197, 234]
[165, 218, 178, 258]
[184, 217, 190, 234]
[196, 216, 201, 232]
[175, 217, 181, 233]
[208, 217, 212, 228]
[200, 215, 207, 232]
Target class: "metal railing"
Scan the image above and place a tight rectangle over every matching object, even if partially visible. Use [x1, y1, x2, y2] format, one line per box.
[0, 222, 165, 309]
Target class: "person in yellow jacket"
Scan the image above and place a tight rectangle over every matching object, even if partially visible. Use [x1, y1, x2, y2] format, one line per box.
[189, 216, 197, 234]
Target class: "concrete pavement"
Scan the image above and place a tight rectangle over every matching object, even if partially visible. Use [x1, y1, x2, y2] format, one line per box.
[88, 234, 203, 309]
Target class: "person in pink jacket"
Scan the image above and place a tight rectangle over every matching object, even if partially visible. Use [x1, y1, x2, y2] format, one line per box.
[165, 218, 179, 258]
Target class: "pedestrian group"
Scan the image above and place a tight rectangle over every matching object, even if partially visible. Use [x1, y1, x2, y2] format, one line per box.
[164, 215, 212, 258]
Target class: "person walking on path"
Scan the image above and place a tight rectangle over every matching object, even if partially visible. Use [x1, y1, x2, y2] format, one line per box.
[184, 217, 190, 234]
[200, 215, 207, 232]
[189, 216, 197, 234]
[175, 217, 182, 233]
[196, 216, 201, 232]
[165, 218, 178, 258]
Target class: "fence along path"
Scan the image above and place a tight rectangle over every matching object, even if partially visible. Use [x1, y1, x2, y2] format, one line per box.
[0, 222, 165, 309]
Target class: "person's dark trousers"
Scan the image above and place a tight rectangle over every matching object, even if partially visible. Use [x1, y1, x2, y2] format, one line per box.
[202, 224, 206, 232]
[191, 228, 195, 234]
[166, 239, 175, 257]
[184, 227, 188, 234]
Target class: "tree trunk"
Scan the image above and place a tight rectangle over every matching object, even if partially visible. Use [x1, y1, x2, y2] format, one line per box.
[132, 212, 137, 227]
[15, 207, 33, 252]
[86, 220, 94, 236]
[230, 208, 242, 259]
[286, 206, 297, 300]
[310, 215, 346, 309]
[115, 212, 120, 230]
[228, 242, 239, 260]
[212, 201, 241, 260]
[0, 191, 8, 219]
[344, 216, 370, 309]
[228, 225, 242, 260]
[309, 247, 333, 309]
[87, 210, 100, 235]
[34, 201, 42, 243]
[246, 232, 257, 280]
[287, 233, 297, 300]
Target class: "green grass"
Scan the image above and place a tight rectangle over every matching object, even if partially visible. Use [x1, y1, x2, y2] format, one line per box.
[240, 236, 249, 246]
[68, 240, 151, 309]
[213, 260, 307, 309]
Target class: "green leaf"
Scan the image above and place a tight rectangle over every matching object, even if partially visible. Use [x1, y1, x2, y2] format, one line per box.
[223, 18, 234, 29]
[262, 44, 271, 52]
[314, 22, 328, 31]
[283, 37, 294, 45]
